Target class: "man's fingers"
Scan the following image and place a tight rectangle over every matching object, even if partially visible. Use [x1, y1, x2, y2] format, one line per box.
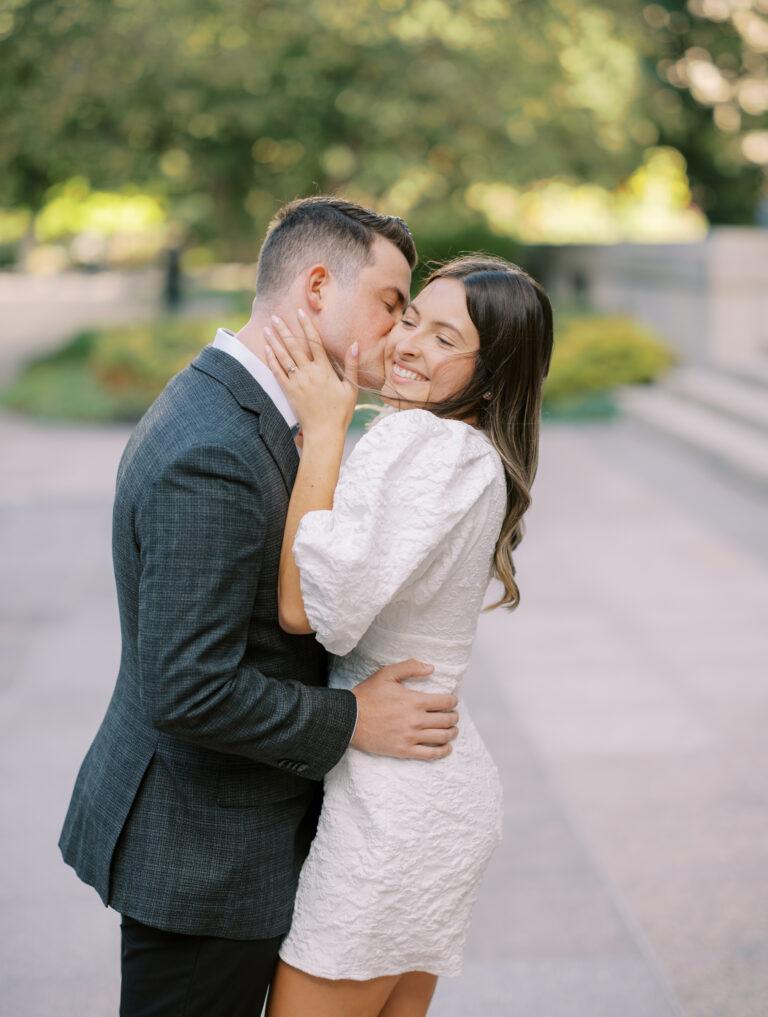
[408, 744, 453, 762]
[387, 658, 434, 681]
[417, 711, 459, 730]
[415, 692, 459, 712]
[416, 728, 458, 747]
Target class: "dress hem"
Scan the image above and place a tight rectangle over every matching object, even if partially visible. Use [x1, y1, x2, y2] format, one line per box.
[278, 948, 463, 981]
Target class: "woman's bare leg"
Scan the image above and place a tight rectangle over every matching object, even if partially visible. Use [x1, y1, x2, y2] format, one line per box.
[377, 972, 438, 1017]
[265, 959, 399, 1017]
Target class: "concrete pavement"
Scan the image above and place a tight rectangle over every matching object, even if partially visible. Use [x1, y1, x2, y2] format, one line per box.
[1, 410, 767, 1017]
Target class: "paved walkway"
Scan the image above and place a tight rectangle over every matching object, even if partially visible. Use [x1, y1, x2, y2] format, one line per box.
[1, 409, 767, 1017]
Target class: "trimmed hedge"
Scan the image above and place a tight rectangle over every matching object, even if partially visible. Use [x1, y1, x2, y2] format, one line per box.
[544, 313, 676, 415]
[1, 309, 675, 423]
[2, 318, 239, 422]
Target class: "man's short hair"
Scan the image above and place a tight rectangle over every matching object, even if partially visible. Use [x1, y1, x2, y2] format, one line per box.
[255, 196, 417, 297]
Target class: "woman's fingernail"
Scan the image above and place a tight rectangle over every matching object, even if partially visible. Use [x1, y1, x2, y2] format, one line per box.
[263, 326, 272, 338]
[271, 314, 282, 325]
[350, 341, 359, 357]
[297, 308, 306, 318]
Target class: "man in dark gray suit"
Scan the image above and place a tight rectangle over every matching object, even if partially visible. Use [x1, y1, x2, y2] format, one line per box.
[59, 197, 460, 1017]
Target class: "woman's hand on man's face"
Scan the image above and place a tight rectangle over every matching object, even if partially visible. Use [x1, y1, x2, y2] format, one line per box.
[264, 309, 359, 436]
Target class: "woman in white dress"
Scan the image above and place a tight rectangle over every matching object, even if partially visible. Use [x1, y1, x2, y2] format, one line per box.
[263, 256, 553, 1017]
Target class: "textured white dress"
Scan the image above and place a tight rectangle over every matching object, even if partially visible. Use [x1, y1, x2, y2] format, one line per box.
[278, 407, 507, 980]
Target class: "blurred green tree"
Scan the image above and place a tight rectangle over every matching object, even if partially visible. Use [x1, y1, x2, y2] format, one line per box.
[638, 0, 767, 224]
[0, 0, 764, 251]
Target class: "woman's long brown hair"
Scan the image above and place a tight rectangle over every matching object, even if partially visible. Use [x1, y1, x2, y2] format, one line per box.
[378, 255, 554, 611]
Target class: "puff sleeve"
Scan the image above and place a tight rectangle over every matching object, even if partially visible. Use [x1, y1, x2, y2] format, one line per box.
[292, 408, 499, 656]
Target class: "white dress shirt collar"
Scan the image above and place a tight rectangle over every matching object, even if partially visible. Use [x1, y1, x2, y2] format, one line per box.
[212, 328, 299, 432]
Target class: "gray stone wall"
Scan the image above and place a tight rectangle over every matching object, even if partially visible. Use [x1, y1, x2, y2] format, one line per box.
[539, 228, 768, 365]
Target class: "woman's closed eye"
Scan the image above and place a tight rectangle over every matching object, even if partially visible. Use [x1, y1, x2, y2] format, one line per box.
[436, 335, 454, 348]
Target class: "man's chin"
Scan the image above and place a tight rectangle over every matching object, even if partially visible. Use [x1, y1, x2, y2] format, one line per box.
[329, 349, 383, 390]
[356, 352, 386, 392]
[357, 366, 386, 392]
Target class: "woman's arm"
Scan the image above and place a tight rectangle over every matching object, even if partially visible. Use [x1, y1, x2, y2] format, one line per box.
[275, 423, 346, 634]
[264, 310, 359, 634]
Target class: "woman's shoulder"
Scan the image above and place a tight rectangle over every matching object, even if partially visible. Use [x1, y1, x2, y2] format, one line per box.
[349, 407, 503, 492]
[364, 406, 494, 453]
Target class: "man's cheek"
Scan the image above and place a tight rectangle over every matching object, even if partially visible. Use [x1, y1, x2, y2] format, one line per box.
[378, 313, 397, 339]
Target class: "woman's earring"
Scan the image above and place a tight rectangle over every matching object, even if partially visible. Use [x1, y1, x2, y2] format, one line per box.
[483, 391, 492, 400]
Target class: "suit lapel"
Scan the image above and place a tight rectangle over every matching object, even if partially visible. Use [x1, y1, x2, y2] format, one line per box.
[258, 403, 300, 492]
[191, 345, 299, 492]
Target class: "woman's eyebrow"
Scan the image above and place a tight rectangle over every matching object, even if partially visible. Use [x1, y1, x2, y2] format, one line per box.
[406, 305, 466, 344]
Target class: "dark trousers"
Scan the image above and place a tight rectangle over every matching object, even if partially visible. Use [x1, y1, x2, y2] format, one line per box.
[120, 914, 284, 1017]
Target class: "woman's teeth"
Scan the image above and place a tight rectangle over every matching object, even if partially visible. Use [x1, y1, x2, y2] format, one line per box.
[392, 363, 427, 382]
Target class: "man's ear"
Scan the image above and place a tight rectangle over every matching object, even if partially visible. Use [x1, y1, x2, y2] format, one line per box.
[305, 264, 329, 312]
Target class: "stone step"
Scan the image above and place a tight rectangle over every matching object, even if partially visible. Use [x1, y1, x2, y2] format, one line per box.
[709, 352, 768, 390]
[663, 366, 768, 433]
[617, 385, 768, 491]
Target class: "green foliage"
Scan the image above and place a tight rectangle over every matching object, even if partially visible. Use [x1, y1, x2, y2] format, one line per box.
[467, 147, 708, 243]
[412, 226, 525, 285]
[2, 0, 763, 250]
[543, 313, 677, 411]
[0, 0, 656, 252]
[637, 1, 766, 224]
[90, 318, 220, 399]
[2, 307, 677, 423]
[34, 178, 166, 241]
[1, 318, 239, 421]
[1, 358, 131, 422]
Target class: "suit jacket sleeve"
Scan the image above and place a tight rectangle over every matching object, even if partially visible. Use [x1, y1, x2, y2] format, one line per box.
[135, 442, 357, 781]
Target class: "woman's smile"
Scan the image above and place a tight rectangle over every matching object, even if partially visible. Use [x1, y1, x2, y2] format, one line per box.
[390, 360, 429, 383]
